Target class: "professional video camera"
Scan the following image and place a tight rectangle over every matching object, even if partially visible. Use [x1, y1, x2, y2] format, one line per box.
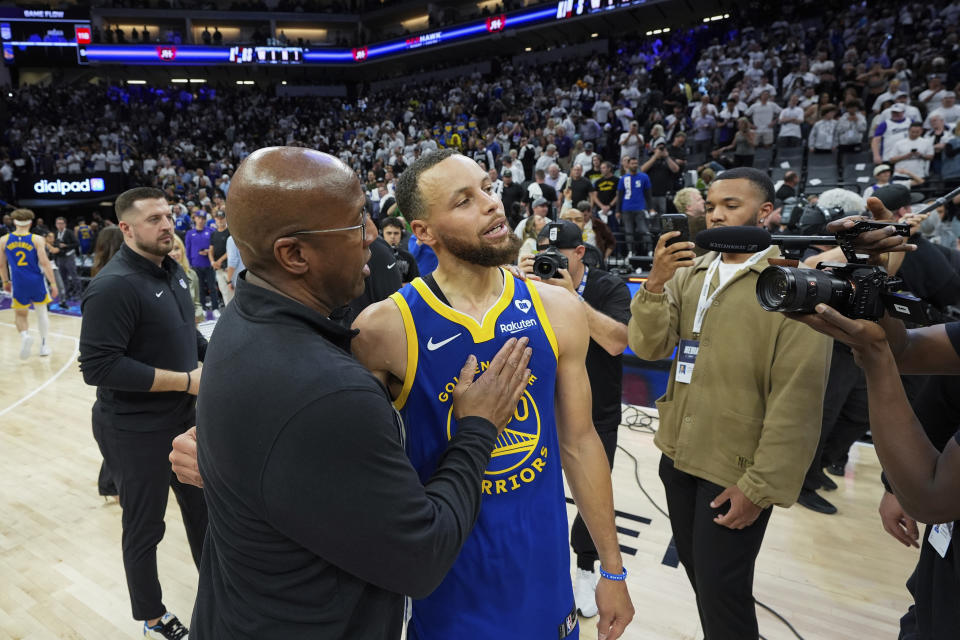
[755, 220, 921, 321]
[695, 221, 925, 322]
[533, 223, 569, 280]
[780, 195, 854, 237]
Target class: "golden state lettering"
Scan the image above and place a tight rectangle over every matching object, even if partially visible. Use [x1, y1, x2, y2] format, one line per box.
[437, 362, 537, 403]
[482, 445, 549, 495]
[5, 240, 35, 251]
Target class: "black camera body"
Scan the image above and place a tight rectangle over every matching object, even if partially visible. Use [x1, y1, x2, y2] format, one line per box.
[756, 220, 927, 322]
[533, 246, 568, 280]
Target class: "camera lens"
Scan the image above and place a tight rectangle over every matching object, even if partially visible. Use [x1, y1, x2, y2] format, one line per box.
[534, 258, 556, 279]
[756, 266, 852, 313]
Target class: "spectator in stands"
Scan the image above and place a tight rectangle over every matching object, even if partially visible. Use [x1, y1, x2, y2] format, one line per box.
[925, 114, 953, 176]
[672, 186, 707, 255]
[919, 75, 948, 114]
[863, 164, 893, 199]
[927, 91, 960, 130]
[545, 163, 569, 200]
[941, 122, 960, 188]
[617, 157, 652, 256]
[691, 104, 717, 155]
[185, 211, 218, 311]
[808, 105, 839, 154]
[718, 117, 757, 168]
[619, 121, 643, 161]
[777, 94, 805, 148]
[592, 160, 619, 222]
[873, 103, 913, 164]
[891, 123, 935, 180]
[573, 142, 597, 173]
[642, 138, 681, 215]
[776, 171, 800, 202]
[836, 100, 868, 154]
[745, 91, 781, 148]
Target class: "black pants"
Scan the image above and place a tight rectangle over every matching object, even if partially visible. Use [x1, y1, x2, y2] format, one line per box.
[803, 344, 868, 490]
[898, 525, 960, 640]
[93, 410, 207, 621]
[659, 455, 772, 640]
[55, 254, 81, 301]
[570, 425, 618, 571]
[193, 266, 219, 309]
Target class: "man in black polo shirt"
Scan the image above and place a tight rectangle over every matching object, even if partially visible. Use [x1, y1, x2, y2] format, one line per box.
[79, 187, 207, 640]
[178, 147, 532, 639]
[518, 219, 631, 620]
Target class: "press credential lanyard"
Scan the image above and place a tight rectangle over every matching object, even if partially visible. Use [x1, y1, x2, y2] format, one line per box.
[692, 251, 767, 337]
[576, 266, 589, 298]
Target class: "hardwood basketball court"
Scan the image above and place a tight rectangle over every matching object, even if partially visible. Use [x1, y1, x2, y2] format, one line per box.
[0, 309, 916, 639]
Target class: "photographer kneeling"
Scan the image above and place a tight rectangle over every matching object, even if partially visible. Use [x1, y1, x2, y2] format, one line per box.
[786, 197, 960, 639]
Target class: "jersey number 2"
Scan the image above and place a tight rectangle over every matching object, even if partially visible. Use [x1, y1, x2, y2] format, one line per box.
[14, 251, 27, 267]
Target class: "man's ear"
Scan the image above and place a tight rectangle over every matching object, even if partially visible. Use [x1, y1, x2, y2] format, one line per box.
[273, 237, 309, 275]
[411, 218, 436, 248]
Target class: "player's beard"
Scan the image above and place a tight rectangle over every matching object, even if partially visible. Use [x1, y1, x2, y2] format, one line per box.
[439, 230, 522, 267]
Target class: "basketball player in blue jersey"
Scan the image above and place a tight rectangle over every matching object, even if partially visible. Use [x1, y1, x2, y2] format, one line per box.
[353, 149, 634, 640]
[0, 208, 59, 359]
[75, 218, 94, 255]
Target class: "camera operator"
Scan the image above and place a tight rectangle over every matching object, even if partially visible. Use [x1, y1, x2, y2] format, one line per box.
[379, 217, 419, 284]
[788, 198, 960, 640]
[792, 189, 878, 515]
[518, 219, 631, 621]
[629, 167, 832, 640]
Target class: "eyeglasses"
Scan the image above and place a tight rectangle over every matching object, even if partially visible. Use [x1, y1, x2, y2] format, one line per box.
[288, 212, 367, 244]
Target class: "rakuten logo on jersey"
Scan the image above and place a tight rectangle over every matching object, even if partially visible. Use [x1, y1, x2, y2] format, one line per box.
[33, 178, 106, 195]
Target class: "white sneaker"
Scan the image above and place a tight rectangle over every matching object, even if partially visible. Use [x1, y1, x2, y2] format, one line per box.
[574, 567, 599, 618]
[39, 341, 51, 357]
[19, 334, 33, 360]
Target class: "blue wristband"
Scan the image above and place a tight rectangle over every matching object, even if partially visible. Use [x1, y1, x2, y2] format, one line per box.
[598, 566, 627, 581]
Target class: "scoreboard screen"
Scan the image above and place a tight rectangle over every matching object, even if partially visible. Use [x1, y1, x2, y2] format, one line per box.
[0, 7, 90, 66]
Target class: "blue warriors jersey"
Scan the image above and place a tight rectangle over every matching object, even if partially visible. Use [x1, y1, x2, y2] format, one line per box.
[391, 270, 577, 640]
[4, 232, 49, 309]
[77, 224, 93, 254]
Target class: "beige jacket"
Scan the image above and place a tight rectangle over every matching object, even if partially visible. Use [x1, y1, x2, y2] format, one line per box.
[628, 249, 832, 508]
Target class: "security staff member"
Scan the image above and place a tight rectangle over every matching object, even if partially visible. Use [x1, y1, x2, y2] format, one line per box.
[629, 168, 831, 640]
[79, 187, 207, 640]
[519, 219, 631, 619]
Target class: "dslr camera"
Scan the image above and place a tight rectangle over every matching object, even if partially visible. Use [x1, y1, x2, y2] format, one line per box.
[533, 223, 569, 280]
[756, 220, 925, 322]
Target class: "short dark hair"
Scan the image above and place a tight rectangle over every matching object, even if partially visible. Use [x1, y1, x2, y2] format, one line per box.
[713, 167, 776, 206]
[115, 187, 166, 221]
[380, 216, 405, 232]
[395, 148, 459, 223]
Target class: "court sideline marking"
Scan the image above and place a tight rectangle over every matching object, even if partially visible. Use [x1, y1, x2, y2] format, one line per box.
[0, 318, 81, 418]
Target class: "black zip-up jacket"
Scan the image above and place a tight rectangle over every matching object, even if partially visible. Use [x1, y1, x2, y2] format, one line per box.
[191, 275, 497, 639]
[79, 243, 207, 430]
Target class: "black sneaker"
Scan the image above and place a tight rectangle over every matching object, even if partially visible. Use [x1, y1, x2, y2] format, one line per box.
[814, 469, 838, 491]
[144, 612, 188, 639]
[797, 489, 837, 515]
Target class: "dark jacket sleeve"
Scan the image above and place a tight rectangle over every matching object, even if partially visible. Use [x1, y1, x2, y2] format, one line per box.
[78, 275, 155, 391]
[60, 230, 79, 253]
[260, 388, 496, 599]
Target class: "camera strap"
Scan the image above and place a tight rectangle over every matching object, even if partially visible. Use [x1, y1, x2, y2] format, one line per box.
[693, 252, 767, 336]
[576, 266, 589, 298]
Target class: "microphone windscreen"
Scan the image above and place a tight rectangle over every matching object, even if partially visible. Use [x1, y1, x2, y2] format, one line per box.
[694, 226, 773, 253]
